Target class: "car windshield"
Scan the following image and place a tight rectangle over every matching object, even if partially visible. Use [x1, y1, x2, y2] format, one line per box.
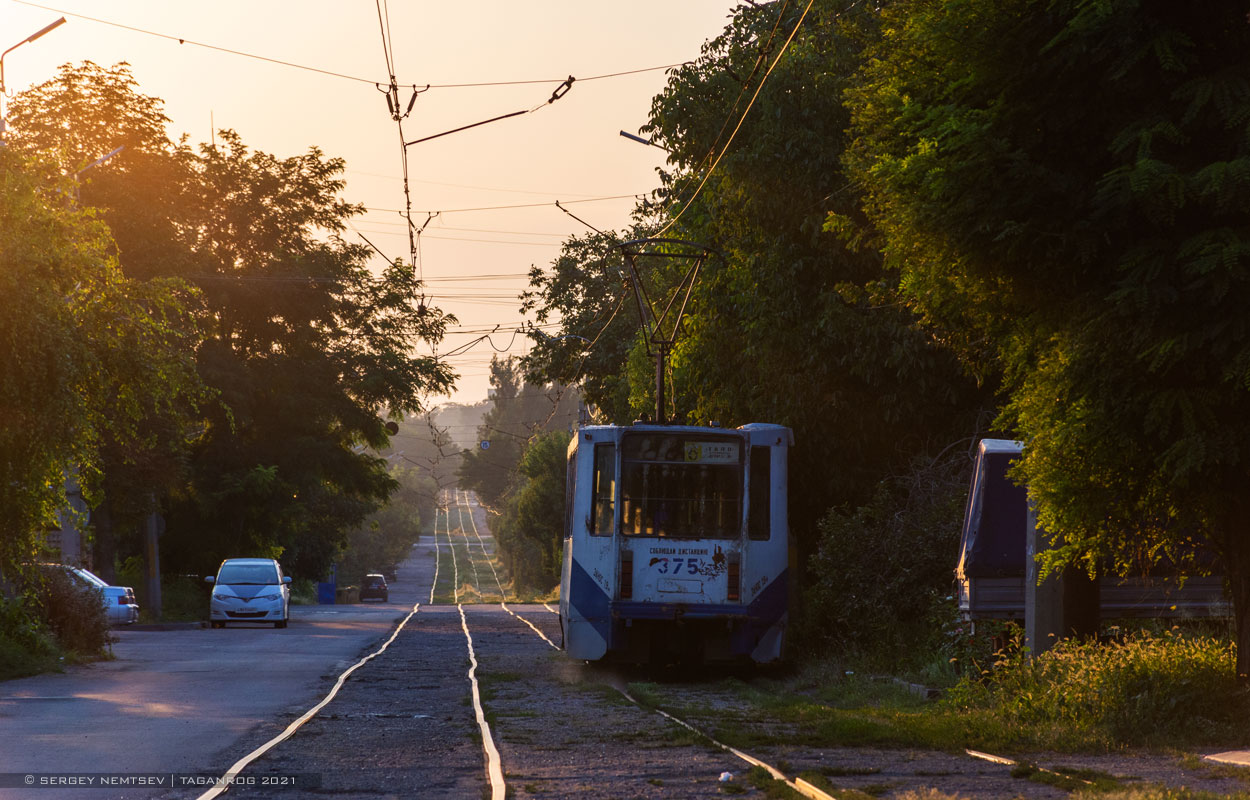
[217, 563, 279, 585]
[68, 567, 108, 588]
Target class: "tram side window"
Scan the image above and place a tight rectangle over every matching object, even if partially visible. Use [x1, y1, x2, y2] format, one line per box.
[590, 444, 615, 536]
[748, 446, 771, 541]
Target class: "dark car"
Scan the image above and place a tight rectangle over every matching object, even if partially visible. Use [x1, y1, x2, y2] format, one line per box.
[360, 573, 388, 602]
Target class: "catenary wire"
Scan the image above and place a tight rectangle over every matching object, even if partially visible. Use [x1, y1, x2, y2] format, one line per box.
[364, 194, 642, 216]
[13, 2, 693, 90]
[655, 0, 819, 239]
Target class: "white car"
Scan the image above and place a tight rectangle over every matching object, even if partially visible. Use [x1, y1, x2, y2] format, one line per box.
[205, 558, 291, 629]
[43, 564, 140, 626]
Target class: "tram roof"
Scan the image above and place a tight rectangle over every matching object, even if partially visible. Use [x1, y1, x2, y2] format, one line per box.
[570, 421, 792, 444]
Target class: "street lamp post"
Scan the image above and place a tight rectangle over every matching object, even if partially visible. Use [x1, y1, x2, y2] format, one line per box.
[0, 16, 66, 144]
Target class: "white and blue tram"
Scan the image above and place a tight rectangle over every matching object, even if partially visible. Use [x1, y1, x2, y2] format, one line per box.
[559, 422, 792, 664]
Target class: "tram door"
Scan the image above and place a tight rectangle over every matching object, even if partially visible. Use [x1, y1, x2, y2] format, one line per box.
[739, 424, 792, 662]
[560, 431, 617, 660]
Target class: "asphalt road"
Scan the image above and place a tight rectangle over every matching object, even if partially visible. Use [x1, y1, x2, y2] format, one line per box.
[0, 548, 433, 800]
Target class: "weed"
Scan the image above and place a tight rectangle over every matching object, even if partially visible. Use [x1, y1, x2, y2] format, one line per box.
[742, 766, 802, 798]
[944, 629, 1250, 749]
[1010, 761, 1123, 792]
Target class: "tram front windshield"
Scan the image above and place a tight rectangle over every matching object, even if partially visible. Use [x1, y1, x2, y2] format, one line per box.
[619, 433, 742, 539]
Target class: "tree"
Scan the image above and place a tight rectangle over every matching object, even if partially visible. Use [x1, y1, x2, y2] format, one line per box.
[10, 63, 455, 581]
[492, 431, 572, 593]
[521, 228, 649, 423]
[456, 358, 579, 589]
[844, 1, 1250, 674]
[337, 464, 431, 585]
[457, 357, 578, 509]
[164, 130, 455, 578]
[523, 2, 984, 546]
[0, 147, 201, 582]
[8, 62, 206, 577]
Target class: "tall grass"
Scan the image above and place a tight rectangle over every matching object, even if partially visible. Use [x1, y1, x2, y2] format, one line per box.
[945, 629, 1250, 747]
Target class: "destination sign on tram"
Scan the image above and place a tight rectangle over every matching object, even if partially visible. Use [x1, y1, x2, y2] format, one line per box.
[683, 441, 738, 464]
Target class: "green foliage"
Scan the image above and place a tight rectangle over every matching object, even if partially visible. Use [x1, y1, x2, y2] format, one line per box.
[643, 1, 984, 534]
[10, 62, 455, 584]
[20, 570, 111, 657]
[492, 430, 572, 593]
[803, 444, 971, 663]
[843, 1, 1250, 669]
[455, 359, 578, 592]
[337, 464, 431, 585]
[945, 630, 1250, 747]
[116, 558, 208, 622]
[521, 3, 986, 560]
[0, 596, 62, 680]
[0, 143, 203, 583]
[458, 358, 579, 507]
[520, 231, 643, 423]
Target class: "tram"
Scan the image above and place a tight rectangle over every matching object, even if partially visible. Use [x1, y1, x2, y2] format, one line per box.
[558, 422, 792, 664]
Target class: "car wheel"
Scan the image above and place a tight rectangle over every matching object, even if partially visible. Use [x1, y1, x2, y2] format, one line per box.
[275, 618, 287, 629]
[211, 621, 224, 629]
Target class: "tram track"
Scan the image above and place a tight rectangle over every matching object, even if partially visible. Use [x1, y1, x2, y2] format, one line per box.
[185, 488, 1109, 800]
[446, 489, 832, 799]
[457, 489, 561, 650]
[196, 489, 835, 799]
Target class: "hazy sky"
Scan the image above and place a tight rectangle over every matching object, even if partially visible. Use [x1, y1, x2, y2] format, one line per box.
[2, 0, 740, 405]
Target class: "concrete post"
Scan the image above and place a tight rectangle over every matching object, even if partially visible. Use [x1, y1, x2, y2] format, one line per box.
[144, 505, 162, 620]
[1025, 503, 1099, 658]
[1024, 504, 1063, 657]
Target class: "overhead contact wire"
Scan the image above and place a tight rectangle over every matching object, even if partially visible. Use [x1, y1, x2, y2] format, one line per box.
[655, 0, 818, 239]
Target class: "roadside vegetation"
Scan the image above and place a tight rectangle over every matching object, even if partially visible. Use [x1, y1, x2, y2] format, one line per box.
[629, 625, 1250, 759]
[0, 572, 112, 680]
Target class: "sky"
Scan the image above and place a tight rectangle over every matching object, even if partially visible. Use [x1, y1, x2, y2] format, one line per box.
[1, 0, 740, 406]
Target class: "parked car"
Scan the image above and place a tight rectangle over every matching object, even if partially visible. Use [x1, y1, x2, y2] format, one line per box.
[359, 573, 388, 602]
[205, 558, 291, 628]
[38, 564, 139, 626]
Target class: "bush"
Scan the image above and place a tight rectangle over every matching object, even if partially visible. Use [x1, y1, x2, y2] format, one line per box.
[26, 569, 111, 656]
[945, 629, 1250, 747]
[802, 446, 971, 665]
[0, 595, 62, 680]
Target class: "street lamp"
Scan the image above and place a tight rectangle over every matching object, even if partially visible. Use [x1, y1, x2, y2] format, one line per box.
[1, 16, 67, 144]
[619, 130, 669, 152]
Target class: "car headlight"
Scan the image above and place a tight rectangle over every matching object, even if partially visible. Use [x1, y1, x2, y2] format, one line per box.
[212, 593, 230, 601]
